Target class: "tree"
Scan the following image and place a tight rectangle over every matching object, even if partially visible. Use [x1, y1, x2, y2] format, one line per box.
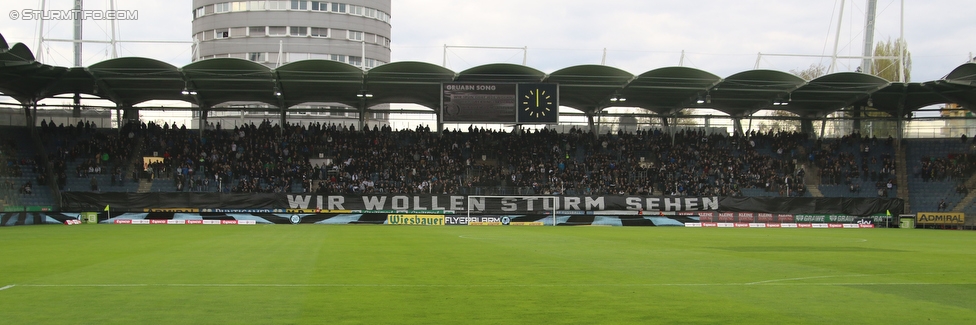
[757, 110, 801, 133]
[790, 64, 827, 81]
[872, 38, 912, 82]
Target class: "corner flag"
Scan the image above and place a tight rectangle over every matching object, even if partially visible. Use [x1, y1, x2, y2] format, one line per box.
[104, 205, 110, 211]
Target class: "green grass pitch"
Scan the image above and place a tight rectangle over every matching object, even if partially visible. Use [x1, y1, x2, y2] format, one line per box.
[1, 225, 975, 324]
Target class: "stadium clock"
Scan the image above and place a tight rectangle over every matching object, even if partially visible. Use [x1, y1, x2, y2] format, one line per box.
[517, 83, 559, 123]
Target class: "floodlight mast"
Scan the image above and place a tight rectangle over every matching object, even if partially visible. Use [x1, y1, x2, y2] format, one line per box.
[35, 0, 192, 65]
[761, 0, 905, 79]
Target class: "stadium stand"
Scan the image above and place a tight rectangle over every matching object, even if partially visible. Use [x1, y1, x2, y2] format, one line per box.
[905, 138, 976, 213]
[5, 120, 974, 216]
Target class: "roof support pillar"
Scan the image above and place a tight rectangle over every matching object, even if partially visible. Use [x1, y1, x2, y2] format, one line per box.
[72, 93, 82, 118]
[851, 106, 862, 134]
[661, 114, 671, 138]
[819, 118, 828, 140]
[199, 107, 209, 137]
[800, 117, 815, 136]
[22, 100, 35, 129]
[279, 106, 287, 136]
[358, 98, 367, 133]
[895, 87, 908, 150]
[732, 116, 744, 137]
[121, 105, 139, 123]
[585, 111, 597, 136]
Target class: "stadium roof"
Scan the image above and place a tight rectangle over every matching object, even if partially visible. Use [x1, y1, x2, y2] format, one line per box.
[1, 32, 974, 120]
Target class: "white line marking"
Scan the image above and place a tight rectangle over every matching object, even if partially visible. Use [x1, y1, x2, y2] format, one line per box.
[747, 274, 872, 285]
[0, 285, 15, 291]
[10, 282, 974, 289]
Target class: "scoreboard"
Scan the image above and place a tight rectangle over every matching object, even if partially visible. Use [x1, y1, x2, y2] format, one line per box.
[441, 83, 559, 124]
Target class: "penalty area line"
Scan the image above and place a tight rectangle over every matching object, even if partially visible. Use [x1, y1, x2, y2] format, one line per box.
[0, 285, 15, 291]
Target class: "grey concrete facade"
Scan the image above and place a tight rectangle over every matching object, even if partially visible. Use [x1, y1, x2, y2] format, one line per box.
[191, 0, 391, 68]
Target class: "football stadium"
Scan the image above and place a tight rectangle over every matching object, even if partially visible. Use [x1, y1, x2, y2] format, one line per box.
[2, 0, 976, 324]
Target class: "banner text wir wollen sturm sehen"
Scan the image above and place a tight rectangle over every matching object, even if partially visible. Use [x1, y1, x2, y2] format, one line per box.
[60, 192, 904, 216]
[284, 195, 720, 213]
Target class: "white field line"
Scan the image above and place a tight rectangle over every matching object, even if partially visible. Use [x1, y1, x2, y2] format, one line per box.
[9, 282, 973, 289]
[746, 274, 874, 285]
[0, 285, 14, 291]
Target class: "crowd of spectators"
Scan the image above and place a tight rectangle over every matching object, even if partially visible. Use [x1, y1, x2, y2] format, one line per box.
[19, 119, 943, 200]
[36, 120, 138, 192]
[915, 153, 976, 182]
[812, 132, 897, 197]
[141, 120, 314, 194]
[126, 120, 814, 197]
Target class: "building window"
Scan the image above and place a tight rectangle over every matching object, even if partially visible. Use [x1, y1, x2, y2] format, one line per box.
[249, 26, 266, 36]
[268, 1, 288, 10]
[215, 2, 231, 13]
[194, 7, 205, 19]
[215, 28, 229, 39]
[231, 27, 246, 37]
[248, 1, 266, 10]
[290, 26, 308, 36]
[310, 27, 329, 38]
[347, 31, 363, 41]
[311, 1, 327, 11]
[290, 0, 307, 10]
[231, 1, 248, 11]
[268, 26, 287, 36]
[349, 56, 362, 66]
[364, 8, 376, 18]
[365, 58, 377, 69]
[248, 52, 266, 62]
[348, 5, 363, 15]
[287, 53, 309, 62]
[330, 54, 345, 63]
[331, 2, 345, 13]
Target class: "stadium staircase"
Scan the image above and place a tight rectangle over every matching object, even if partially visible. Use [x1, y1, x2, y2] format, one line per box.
[896, 142, 911, 212]
[802, 160, 822, 197]
[125, 129, 150, 193]
[137, 179, 153, 193]
[806, 184, 823, 197]
[951, 172, 976, 212]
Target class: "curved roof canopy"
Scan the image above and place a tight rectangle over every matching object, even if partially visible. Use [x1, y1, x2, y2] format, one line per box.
[620, 67, 722, 115]
[786, 72, 890, 118]
[275, 59, 364, 108]
[364, 61, 455, 109]
[0, 32, 974, 120]
[547, 64, 634, 113]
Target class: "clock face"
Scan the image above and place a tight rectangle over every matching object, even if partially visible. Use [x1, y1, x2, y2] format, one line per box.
[517, 83, 559, 123]
[522, 88, 554, 118]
